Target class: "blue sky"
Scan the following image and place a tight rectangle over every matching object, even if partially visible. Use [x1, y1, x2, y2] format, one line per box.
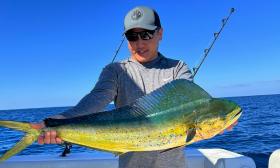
[0, 0, 279, 110]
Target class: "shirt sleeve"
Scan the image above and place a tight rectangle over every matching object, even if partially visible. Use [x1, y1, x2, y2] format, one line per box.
[175, 61, 193, 81]
[60, 63, 118, 118]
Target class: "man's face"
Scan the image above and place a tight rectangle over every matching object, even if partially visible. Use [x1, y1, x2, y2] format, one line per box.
[126, 28, 163, 63]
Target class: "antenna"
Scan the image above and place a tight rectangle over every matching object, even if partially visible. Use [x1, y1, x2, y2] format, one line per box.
[192, 8, 235, 78]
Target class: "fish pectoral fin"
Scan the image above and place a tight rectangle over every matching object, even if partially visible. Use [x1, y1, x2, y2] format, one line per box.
[186, 127, 196, 143]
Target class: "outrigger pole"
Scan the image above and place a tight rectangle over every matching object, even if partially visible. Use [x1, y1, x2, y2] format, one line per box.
[192, 8, 235, 78]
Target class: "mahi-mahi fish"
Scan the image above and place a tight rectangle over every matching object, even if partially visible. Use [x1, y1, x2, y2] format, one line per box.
[0, 79, 242, 162]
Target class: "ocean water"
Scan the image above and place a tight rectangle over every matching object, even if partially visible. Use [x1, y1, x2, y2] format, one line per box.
[0, 94, 280, 168]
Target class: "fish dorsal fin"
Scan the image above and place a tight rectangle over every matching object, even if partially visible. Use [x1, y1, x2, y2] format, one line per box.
[45, 79, 212, 125]
[130, 79, 212, 117]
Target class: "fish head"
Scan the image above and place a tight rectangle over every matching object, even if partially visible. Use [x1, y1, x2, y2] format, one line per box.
[193, 98, 242, 141]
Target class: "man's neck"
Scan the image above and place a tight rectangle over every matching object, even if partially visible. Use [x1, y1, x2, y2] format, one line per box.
[131, 53, 159, 64]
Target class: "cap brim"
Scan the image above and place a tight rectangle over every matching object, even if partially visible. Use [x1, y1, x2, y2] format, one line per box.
[124, 24, 157, 33]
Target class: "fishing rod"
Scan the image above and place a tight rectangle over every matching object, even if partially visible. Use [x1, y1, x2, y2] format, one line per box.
[110, 8, 235, 76]
[111, 36, 125, 63]
[192, 8, 235, 78]
[61, 8, 235, 157]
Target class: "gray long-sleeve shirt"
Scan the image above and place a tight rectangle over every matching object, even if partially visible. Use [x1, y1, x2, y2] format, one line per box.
[60, 52, 193, 168]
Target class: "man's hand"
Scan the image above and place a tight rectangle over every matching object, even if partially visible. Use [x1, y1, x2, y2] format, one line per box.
[219, 121, 238, 135]
[30, 115, 65, 145]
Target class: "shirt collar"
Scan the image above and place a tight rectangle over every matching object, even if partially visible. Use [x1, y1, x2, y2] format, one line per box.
[128, 53, 163, 68]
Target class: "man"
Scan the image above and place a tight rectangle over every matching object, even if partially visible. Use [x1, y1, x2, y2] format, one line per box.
[32, 6, 236, 168]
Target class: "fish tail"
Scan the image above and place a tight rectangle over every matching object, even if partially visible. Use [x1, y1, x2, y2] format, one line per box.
[0, 120, 41, 162]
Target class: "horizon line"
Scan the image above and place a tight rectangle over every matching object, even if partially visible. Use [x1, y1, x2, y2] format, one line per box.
[0, 93, 279, 111]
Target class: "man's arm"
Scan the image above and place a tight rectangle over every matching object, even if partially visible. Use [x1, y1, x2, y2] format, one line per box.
[34, 63, 119, 144]
[59, 63, 118, 118]
[175, 61, 193, 81]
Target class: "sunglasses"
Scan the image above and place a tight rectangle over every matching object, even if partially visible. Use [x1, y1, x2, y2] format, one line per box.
[125, 29, 159, 42]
